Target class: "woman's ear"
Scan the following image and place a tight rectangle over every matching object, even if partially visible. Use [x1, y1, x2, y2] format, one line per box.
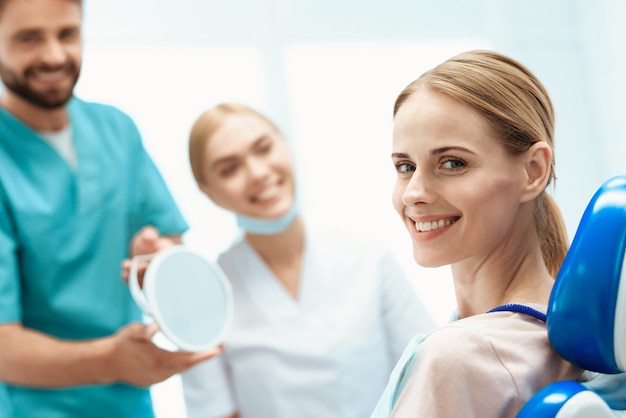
[520, 141, 553, 203]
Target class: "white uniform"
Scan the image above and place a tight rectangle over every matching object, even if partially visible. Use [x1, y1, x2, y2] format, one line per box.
[181, 227, 434, 418]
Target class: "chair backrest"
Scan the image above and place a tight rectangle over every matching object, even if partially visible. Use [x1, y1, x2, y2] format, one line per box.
[517, 175, 626, 417]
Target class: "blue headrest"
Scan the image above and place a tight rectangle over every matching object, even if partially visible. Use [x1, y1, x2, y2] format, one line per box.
[547, 175, 626, 374]
[518, 381, 614, 417]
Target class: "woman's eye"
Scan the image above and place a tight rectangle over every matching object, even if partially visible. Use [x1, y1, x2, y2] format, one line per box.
[220, 164, 238, 177]
[441, 159, 465, 170]
[255, 138, 273, 155]
[257, 142, 272, 154]
[396, 163, 415, 173]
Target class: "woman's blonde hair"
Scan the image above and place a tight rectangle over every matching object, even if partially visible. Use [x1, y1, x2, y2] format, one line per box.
[394, 49, 568, 277]
[188, 102, 279, 185]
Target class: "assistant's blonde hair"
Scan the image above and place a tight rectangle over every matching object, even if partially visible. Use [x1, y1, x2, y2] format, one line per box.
[394, 49, 568, 277]
[188, 102, 279, 185]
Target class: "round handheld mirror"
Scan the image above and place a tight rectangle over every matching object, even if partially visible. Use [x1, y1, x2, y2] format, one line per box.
[129, 245, 233, 352]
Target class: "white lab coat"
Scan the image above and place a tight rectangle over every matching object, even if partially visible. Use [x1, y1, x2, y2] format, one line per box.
[181, 226, 434, 418]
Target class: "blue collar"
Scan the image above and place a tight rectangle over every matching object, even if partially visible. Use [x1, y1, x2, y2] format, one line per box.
[488, 303, 547, 322]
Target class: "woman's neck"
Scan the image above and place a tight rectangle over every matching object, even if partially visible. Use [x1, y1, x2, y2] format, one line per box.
[451, 246, 554, 319]
[246, 216, 305, 257]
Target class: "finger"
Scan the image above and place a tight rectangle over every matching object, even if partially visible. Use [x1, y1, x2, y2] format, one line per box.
[121, 260, 131, 281]
[132, 226, 162, 257]
[144, 322, 160, 339]
[155, 236, 177, 252]
[185, 345, 225, 364]
[120, 259, 148, 284]
[128, 322, 159, 342]
[136, 260, 150, 287]
[138, 225, 159, 243]
[156, 349, 221, 372]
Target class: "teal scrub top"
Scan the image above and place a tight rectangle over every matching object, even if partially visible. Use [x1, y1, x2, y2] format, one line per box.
[0, 97, 188, 418]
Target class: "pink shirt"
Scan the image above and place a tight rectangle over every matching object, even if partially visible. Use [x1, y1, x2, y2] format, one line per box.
[391, 307, 583, 418]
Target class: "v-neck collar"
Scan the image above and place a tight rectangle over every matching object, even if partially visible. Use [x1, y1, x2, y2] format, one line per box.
[67, 98, 102, 214]
[0, 98, 102, 215]
[237, 236, 313, 324]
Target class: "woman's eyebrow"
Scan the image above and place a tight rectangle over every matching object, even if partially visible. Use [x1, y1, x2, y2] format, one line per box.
[431, 146, 475, 155]
[209, 134, 273, 170]
[210, 155, 237, 171]
[391, 146, 475, 159]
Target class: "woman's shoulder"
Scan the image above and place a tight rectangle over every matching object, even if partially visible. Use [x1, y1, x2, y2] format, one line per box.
[396, 311, 582, 416]
[417, 310, 580, 383]
[419, 311, 550, 363]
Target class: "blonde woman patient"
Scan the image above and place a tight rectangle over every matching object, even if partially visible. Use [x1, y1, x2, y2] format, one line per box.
[181, 103, 436, 418]
[371, 50, 584, 417]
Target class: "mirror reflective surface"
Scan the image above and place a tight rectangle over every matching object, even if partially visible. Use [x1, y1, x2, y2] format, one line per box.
[141, 246, 233, 352]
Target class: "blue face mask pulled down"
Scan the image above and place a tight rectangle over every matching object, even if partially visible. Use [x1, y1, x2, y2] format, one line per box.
[235, 202, 298, 235]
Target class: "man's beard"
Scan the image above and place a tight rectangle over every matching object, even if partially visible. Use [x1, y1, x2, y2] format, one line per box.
[0, 60, 80, 109]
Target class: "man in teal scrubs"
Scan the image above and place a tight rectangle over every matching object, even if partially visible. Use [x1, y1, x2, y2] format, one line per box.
[0, 0, 220, 416]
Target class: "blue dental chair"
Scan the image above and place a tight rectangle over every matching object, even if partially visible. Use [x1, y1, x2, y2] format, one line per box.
[517, 175, 626, 417]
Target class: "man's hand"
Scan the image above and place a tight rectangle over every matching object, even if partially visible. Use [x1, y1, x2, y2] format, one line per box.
[0, 322, 220, 388]
[100, 322, 223, 387]
[121, 225, 182, 285]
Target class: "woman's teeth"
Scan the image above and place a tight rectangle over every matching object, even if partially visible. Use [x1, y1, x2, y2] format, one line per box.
[415, 218, 456, 232]
[256, 186, 279, 202]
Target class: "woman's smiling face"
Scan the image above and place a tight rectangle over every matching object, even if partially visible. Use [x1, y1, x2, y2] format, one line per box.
[391, 87, 528, 268]
[199, 112, 295, 220]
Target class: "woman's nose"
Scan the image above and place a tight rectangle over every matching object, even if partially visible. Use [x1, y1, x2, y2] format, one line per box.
[402, 171, 437, 206]
[246, 157, 270, 180]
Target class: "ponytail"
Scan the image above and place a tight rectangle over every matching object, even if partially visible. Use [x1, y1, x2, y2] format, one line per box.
[536, 192, 569, 277]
